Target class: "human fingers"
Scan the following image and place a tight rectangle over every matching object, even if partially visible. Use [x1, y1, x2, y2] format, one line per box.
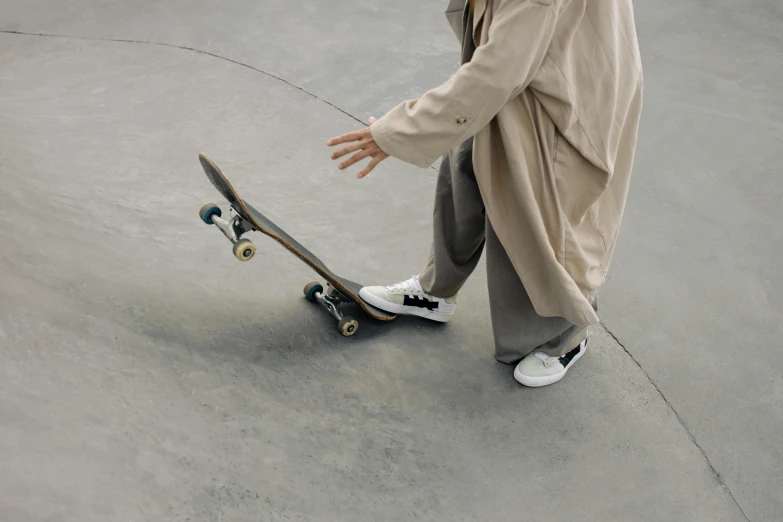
[357, 154, 387, 179]
[330, 138, 370, 160]
[326, 128, 368, 147]
[339, 149, 372, 170]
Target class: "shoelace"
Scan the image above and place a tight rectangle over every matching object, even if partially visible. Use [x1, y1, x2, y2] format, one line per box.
[387, 275, 423, 294]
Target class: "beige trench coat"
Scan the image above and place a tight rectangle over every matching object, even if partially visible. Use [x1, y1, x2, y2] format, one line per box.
[371, 0, 643, 326]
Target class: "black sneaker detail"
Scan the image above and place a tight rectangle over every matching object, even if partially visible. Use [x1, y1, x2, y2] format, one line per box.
[403, 294, 439, 311]
[558, 341, 585, 368]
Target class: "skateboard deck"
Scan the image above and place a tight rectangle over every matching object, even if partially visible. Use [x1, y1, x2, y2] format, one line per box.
[197, 152, 395, 335]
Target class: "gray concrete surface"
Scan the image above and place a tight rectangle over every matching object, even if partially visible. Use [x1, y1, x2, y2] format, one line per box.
[0, 1, 780, 521]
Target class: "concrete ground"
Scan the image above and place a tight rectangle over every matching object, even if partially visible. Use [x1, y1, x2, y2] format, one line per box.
[0, 1, 780, 521]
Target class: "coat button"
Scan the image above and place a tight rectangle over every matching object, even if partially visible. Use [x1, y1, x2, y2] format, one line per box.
[456, 117, 467, 124]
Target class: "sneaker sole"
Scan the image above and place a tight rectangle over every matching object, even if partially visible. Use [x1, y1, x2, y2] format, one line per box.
[513, 345, 586, 387]
[359, 288, 454, 323]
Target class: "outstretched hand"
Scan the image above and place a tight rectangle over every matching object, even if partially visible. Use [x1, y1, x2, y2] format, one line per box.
[327, 117, 390, 178]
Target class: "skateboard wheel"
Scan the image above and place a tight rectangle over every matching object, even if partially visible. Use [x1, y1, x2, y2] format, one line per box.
[199, 203, 222, 225]
[303, 280, 323, 301]
[337, 317, 359, 337]
[233, 238, 256, 261]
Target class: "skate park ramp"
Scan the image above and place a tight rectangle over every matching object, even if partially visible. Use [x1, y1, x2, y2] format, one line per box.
[1, 1, 781, 520]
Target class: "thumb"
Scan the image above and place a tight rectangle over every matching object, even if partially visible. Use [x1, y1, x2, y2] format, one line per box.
[368, 116, 377, 125]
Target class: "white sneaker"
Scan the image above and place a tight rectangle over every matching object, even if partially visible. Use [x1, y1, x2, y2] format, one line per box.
[359, 275, 457, 323]
[513, 338, 587, 387]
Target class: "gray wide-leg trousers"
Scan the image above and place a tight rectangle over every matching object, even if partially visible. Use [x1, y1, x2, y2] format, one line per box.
[418, 138, 594, 364]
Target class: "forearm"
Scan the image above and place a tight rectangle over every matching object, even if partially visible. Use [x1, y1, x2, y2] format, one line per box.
[370, 62, 512, 167]
[371, 0, 558, 167]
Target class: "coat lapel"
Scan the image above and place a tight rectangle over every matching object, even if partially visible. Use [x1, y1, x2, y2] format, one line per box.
[445, 0, 488, 45]
[445, 0, 466, 41]
[471, 0, 487, 45]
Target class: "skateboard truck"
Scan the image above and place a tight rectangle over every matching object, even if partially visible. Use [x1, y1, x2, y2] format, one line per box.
[303, 281, 359, 337]
[199, 203, 257, 262]
[199, 202, 360, 337]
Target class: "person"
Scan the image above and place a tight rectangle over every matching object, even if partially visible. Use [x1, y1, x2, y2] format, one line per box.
[326, 0, 643, 387]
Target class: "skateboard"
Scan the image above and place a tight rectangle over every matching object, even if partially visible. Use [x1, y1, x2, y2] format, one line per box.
[197, 152, 396, 336]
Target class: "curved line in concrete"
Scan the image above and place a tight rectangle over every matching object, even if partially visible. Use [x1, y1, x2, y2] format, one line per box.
[1, 29, 442, 175]
[0, 29, 366, 126]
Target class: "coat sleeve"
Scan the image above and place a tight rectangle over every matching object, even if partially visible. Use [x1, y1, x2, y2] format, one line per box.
[370, 0, 559, 168]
